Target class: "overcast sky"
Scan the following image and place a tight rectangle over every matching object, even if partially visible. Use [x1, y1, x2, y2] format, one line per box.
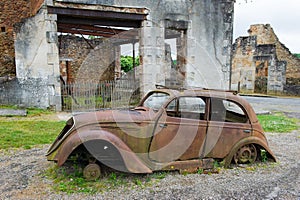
[233, 0, 300, 53]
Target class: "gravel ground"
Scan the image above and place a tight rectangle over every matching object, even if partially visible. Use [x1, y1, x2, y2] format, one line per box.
[0, 128, 299, 199]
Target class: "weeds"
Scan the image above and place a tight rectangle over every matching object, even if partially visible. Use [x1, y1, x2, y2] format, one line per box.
[197, 168, 204, 174]
[260, 149, 268, 162]
[44, 165, 169, 194]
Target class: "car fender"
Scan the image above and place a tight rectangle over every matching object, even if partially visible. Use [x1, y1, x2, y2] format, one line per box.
[55, 129, 152, 174]
[223, 136, 277, 167]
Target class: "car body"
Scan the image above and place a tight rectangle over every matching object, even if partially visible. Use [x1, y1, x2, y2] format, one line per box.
[47, 86, 276, 179]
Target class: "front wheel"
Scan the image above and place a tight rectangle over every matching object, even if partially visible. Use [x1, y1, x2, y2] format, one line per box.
[233, 144, 257, 164]
[83, 163, 101, 180]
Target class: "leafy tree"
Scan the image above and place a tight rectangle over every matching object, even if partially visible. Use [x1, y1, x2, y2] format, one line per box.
[293, 54, 300, 59]
[120, 56, 140, 72]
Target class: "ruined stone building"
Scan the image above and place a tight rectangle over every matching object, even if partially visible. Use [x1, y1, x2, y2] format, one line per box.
[231, 24, 300, 95]
[0, 0, 235, 110]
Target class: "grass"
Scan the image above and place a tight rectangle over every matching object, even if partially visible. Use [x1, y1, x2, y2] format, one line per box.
[257, 113, 298, 133]
[0, 120, 65, 149]
[0, 107, 66, 150]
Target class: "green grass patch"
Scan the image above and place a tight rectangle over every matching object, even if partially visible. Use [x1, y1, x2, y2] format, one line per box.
[257, 113, 298, 132]
[26, 108, 54, 116]
[0, 120, 65, 149]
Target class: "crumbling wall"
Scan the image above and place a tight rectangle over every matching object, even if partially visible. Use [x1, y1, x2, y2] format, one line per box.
[231, 36, 257, 92]
[232, 24, 298, 95]
[0, 0, 45, 77]
[0, 32, 15, 77]
[248, 24, 300, 95]
[54, 0, 234, 91]
[254, 44, 286, 94]
[0, 0, 31, 77]
[58, 35, 106, 82]
[13, 7, 62, 110]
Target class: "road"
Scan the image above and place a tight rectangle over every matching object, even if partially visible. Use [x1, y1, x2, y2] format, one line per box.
[242, 96, 300, 118]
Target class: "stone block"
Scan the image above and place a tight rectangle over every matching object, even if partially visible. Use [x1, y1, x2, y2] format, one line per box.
[46, 31, 58, 43]
[47, 53, 59, 65]
[0, 109, 27, 116]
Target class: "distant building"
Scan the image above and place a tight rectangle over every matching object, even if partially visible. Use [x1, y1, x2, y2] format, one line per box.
[231, 24, 300, 95]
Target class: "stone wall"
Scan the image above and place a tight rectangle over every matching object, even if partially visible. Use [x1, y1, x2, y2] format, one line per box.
[53, 0, 235, 91]
[58, 35, 115, 82]
[231, 36, 256, 92]
[0, 78, 52, 109]
[0, 32, 15, 76]
[232, 24, 299, 95]
[1, 0, 235, 109]
[248, 24, 300, 95]
[0, 0, 45, 77]
[13, 7, 62, 110]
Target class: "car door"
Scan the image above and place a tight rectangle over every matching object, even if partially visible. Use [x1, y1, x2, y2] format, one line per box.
[149, 96, 208, 163]
[203, 98, 253, 159]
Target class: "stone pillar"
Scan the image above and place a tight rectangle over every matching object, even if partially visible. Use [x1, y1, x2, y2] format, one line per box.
[114, 45, 121, 79]
[14, 5, 61, 110]
[46, 8, 61, 111]
[139, 20, 165, 95]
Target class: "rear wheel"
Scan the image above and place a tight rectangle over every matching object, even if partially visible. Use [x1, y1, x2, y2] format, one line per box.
[233, 144, 257, 164]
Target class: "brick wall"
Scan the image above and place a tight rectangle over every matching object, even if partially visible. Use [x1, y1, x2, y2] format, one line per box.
[0, 0, 31, 77]
[30, 0, 44, 15]
[58, 35, 115, 82]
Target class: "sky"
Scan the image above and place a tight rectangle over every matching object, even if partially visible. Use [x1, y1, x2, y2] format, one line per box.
[234, 0, 300, 53]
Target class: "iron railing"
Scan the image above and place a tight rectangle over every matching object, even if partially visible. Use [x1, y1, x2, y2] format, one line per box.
[61, 79, 140, 112]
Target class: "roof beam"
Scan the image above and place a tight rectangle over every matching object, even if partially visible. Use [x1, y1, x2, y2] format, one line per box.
[57, 23, 128, 36]
[48, 6, 147, 24]
[57, 16, 141, 28]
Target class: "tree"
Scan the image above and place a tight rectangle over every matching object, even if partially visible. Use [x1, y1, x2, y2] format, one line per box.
[120, 55, 140, 72]
[294, 54, 300, 59]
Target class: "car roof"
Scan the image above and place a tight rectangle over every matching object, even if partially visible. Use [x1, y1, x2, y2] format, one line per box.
[150, 85, 240, 100]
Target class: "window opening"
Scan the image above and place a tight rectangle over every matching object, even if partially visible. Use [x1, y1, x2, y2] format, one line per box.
[210, 98, 248, 123]
[166, 97, 206, 120]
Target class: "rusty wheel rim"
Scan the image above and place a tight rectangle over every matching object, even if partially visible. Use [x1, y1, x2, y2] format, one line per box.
[83, 163, 101, 180]
[234, 144, 257, 164]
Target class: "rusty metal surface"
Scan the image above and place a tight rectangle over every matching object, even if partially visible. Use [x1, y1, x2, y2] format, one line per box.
[47, 87, 276, 174]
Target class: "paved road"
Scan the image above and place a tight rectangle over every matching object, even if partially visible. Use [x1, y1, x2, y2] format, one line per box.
[242, 96, 300, 118]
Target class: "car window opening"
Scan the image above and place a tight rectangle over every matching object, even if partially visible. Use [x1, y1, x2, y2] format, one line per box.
[210, 98, 248, 123]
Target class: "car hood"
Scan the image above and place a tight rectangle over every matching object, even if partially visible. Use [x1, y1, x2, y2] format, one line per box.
[73, 108, 157, 127]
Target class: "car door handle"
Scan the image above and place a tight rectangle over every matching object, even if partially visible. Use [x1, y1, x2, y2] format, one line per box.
[243, 129, 251, 133]
[159, 124, 168, 128]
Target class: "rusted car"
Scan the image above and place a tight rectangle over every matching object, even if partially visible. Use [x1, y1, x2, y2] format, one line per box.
[47, 86, 276, 180]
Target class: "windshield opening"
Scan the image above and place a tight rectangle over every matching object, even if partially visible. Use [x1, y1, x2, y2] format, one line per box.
[142, 92, 170, 111]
